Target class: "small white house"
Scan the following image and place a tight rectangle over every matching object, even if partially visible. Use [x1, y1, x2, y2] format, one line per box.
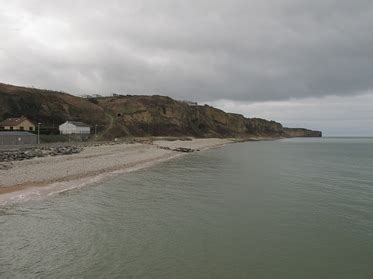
[59, 121, 91, 135]
[181, 100, 198, 106]
[80, 94, 92, 99]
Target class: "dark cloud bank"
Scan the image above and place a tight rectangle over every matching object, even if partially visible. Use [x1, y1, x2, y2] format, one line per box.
[1, 0, 373, 135]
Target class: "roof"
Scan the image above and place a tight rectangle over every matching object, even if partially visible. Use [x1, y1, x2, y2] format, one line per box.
[0, 116, 34, 127]
[0, 131, 36, 137]
[64, 121, 91, 128]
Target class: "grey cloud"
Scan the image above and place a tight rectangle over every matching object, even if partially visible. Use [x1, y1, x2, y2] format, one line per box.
[208, 93, 373, 136]
[1, 0, 373, 102]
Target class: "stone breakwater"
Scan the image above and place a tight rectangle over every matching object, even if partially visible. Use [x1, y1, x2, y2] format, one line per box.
[157, 146, 199, 153]
[0, 146, 83, 169]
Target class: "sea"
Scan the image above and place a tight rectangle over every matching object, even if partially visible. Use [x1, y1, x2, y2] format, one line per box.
[1, 138, 373, 278]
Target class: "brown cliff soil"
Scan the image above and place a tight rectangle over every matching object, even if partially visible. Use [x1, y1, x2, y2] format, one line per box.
[0, 82, 321, 139]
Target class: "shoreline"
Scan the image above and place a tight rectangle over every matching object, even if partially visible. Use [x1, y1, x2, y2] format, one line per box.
[0, 138, 233, 204]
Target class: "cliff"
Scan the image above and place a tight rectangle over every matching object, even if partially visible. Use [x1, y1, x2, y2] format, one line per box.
[0, 83, 321, 139]
[283, 128, 322, 138]
[0, 83, 108, 128]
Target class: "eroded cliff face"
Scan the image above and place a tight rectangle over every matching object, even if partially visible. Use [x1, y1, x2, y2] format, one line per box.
[283, 128, 322, 138]
[96, 96, 321, 139]
[0, 82, 322, 139]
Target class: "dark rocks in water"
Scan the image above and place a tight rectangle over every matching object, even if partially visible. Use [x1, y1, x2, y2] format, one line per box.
[172, 147, 195, 153]
[158, 146, 197, 153]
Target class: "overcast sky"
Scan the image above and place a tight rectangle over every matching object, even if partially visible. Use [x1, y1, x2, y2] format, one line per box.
[1, 0, 372, 136]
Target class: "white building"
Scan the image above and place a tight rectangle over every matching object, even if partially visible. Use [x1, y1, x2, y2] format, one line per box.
[181, 100, 198, 106]
[80, 94, 92, 99]
[59, 121, 91, 135]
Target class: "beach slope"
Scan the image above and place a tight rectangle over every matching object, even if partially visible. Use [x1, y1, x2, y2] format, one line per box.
[0, 138, 231, 197]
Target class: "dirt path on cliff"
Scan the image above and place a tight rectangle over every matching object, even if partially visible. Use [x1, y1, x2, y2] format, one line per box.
[99, 113, 114, 139]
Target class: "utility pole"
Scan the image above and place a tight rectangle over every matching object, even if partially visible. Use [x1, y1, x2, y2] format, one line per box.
[37, 122, 42, 144]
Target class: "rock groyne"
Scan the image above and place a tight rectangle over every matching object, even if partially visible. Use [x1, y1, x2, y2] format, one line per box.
[0, 146, 83, 165]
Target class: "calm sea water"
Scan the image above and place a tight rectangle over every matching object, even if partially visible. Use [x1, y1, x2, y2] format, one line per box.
[1, 138, 373, 278]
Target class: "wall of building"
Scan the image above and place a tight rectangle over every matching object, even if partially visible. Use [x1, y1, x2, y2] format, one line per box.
[1, 120, 35, 131]
[59, 123, 91, 135]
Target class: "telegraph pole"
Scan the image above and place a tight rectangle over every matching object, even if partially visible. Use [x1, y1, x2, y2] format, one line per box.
[37, 122, 41, 144]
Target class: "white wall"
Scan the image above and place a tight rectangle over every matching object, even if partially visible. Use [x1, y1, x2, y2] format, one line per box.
[59, 123, 91, 135]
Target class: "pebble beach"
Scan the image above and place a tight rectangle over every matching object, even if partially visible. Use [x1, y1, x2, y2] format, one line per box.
[0, 138, 232, 197]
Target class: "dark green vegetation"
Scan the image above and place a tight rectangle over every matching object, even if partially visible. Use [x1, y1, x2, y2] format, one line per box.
[0, 83, 321, 139]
